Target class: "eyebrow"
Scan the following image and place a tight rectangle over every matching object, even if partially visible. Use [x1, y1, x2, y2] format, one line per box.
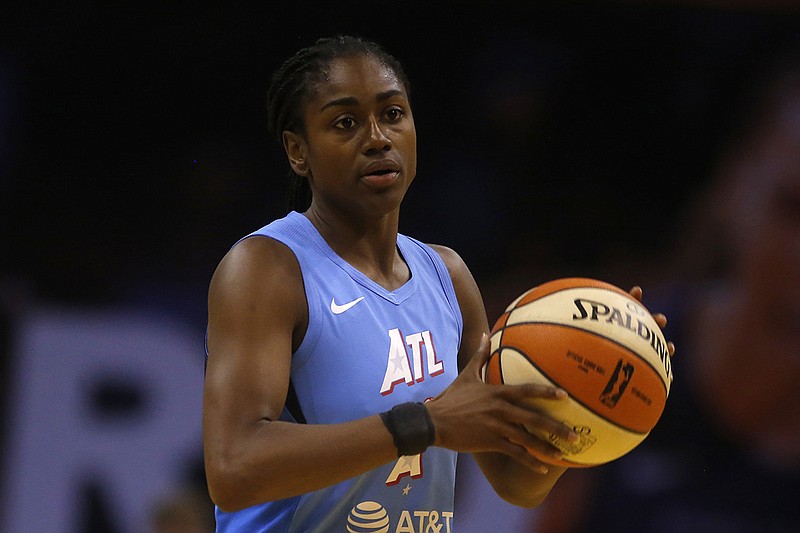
[320, 89, 405, 111]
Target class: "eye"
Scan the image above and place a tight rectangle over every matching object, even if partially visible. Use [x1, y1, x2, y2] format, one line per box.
[334, 116, 356, 130]
[384, 107, 405, 122]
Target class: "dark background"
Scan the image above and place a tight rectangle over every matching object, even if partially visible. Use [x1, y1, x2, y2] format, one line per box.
[3, 1, 799, 320]
[1, 2, 799, 531]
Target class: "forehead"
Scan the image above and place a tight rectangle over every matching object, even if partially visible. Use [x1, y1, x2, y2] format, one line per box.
[309, 55, 406, 104]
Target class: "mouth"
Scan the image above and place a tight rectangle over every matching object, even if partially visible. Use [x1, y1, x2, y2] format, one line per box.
[365, 168, 396, 177]
[361, 161, 401, 187]
[362, 159, 400, 174]
[364, 169, 400, 179]
[361, 170, 400, 189]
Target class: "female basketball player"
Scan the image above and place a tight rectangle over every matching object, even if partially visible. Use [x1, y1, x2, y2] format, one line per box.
[202, 35, 671, 532]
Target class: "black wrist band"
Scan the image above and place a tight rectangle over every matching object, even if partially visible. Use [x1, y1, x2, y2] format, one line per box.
[380, 402, 436, 457]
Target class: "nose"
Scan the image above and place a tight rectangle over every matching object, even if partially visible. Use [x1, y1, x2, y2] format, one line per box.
[362, 116, 391, 153]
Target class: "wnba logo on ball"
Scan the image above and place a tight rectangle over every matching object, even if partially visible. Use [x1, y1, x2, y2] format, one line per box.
[600, 359, 635, 408]
[347, 501, 390, 533]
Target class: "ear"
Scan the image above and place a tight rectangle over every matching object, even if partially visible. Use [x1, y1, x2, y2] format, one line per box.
[283, 131, 310, 177]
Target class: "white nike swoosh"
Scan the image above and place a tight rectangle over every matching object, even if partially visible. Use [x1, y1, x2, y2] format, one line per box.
[330, 296, 365, 314]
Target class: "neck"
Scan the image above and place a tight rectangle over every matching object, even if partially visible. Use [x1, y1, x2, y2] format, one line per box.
[303, 204, 409, 290]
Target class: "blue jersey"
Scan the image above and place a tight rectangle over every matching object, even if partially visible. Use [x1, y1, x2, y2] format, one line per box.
[215, 211, 463, 533]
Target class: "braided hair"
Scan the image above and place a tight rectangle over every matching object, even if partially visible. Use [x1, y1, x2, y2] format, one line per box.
[266, 35, 411, 212]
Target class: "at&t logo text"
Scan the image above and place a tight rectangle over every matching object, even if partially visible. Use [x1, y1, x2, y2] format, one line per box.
[348, 501, 454, 533]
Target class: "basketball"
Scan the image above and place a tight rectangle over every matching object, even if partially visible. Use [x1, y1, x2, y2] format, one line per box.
[482, 277, 673, 467]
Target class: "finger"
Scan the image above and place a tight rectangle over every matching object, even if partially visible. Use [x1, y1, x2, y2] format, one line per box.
[486, 418, 567, 474]
[652, 312, 668, 329]
[509, 443, 556, 474]
[466, 332, 492, 377]
[668, 341, 676, 358]
[628, 285, 643, 302]
[489, 436, 553, 474]
[500, 382, 569, 401]
[504, 419, 577, 464]
[490, 399, 577, 447]
[510, 432, 564, 467]
[518, 410, 578, 447]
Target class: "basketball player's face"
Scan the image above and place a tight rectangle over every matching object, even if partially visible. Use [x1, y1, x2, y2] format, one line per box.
[288, 55, 417, 218]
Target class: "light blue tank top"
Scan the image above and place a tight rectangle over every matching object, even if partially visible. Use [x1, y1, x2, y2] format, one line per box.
[215, 211, 463, 533]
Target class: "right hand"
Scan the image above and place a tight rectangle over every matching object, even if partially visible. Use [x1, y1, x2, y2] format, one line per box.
[425, 334, 579, 473]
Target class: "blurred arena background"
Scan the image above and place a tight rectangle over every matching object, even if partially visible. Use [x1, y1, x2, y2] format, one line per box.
[1, 1, 799, 532]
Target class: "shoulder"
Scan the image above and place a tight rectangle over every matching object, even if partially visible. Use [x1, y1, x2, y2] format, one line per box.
[214, 235, 300, 287]
[426, 244, 468, 277]
[208, 233, 309, 352]
[426, 244, 490, 366]
[426, 243, 476, 294]
[209, 235, 305, 321]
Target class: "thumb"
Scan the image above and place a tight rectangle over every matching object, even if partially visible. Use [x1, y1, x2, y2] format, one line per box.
[465, 332, 492, 379]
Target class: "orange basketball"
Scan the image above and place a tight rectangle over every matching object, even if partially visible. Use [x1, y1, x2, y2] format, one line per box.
[483, 278, 673, 467]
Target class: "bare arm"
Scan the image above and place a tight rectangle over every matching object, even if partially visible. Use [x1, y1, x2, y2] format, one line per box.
[204, 236, 576, 513]
[203, 236, 397, 512]
[427, 245, 573, 507]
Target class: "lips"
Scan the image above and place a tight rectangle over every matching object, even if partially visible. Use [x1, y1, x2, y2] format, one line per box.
[361, 159, 401, 178]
